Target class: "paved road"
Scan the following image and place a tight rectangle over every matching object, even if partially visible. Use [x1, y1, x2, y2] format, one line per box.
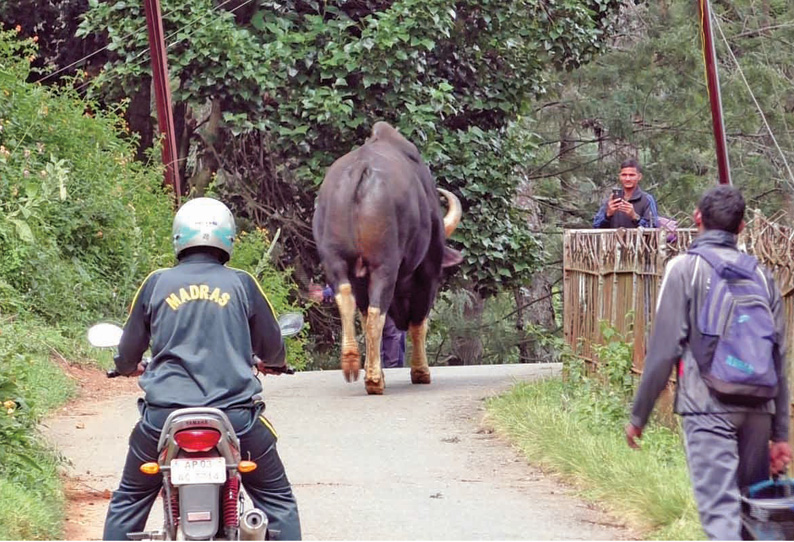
[44, 364, 631, 540]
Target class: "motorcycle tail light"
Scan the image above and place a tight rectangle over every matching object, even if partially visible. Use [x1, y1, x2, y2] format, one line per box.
[174, 429, 221, 452]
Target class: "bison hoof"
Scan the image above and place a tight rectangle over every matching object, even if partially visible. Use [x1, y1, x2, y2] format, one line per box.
[365, 379, 384, 395]
[411, 368, 431, 385]
[365, 369, 385, 395]
[341, 353, 360, 382]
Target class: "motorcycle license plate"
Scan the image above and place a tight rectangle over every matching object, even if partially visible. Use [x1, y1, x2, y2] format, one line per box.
[170, 457, 226, 486]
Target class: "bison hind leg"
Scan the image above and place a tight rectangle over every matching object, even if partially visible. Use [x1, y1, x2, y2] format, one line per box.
[336, 283, 360, 382]
[363, 306, 386, 395]
[409, 319, 431, 384]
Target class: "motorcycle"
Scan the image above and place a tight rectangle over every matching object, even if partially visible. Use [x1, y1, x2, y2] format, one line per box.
[86, 312, 304, 541]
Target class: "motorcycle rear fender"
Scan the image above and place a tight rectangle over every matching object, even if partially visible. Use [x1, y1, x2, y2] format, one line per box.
[178, 483, 220, 540]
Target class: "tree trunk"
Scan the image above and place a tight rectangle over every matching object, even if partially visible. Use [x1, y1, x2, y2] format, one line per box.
[514, 287, 531, 363]
[187, 99, 223, 195]
[450, 287, 484, 365]
[516, 185, 557, 362]
[173, 101, 190, 191]
[127, 76, 153, 162]
[518, 277, 556, 362]
[761, 0, 771, 35]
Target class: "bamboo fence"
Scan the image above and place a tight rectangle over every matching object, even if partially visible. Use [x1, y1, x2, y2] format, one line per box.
[563, 214, 794, 441]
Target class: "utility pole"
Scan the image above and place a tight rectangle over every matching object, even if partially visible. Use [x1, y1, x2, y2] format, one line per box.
[698, 0, 732, 185]
[143, 0, 181, 204]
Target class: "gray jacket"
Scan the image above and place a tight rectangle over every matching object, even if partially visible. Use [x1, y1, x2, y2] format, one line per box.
[630, 230, 790, 442]
[115, 252, 285, 410]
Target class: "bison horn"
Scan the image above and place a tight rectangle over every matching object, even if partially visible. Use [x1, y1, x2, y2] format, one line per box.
[437, 188, 462, 238]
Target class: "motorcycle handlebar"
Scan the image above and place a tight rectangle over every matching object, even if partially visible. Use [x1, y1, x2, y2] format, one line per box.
[106, 360, 294, 378]
[106, 358, 150, 379]
[266, 365, 295, 375]
[252, 354, 295, 375]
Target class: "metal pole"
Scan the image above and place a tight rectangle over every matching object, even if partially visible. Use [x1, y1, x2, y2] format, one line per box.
[698, 0, 732, 185]
[143, 0, 181, 203]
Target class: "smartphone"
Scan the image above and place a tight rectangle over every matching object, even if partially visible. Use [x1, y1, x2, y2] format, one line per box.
[611, 188, 622, 201]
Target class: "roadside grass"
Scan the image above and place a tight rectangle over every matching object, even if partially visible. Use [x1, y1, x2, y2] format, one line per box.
[0, 318, 82, 540]
[487, 378, 704, 540]
[0, 445, 65, 540]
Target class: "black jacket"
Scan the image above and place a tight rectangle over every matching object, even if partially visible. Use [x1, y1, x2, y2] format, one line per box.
[115, 252, 285, 409]
[593, 187, 659, 228]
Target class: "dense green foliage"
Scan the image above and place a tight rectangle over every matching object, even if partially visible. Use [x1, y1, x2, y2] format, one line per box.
[75, 0, 622, 299]
[426, 290, 545, 363]
[0, 28, 174, 325]
[0, 22, 309, 345]
[0, 27, 307, 539]
[0, 28, 172, 538]
[528, 0, 794, 229]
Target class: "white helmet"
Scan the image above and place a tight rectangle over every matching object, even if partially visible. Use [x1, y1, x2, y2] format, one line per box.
[172, 198, 236, 260]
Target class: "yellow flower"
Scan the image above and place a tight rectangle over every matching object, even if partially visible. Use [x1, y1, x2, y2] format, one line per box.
[3, 400, 15, 409]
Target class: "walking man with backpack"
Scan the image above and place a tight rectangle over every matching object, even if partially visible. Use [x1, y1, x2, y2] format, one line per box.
[625, 185, 792, 540]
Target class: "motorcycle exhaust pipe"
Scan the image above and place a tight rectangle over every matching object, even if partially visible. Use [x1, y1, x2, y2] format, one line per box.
[240, 509, 268, 541]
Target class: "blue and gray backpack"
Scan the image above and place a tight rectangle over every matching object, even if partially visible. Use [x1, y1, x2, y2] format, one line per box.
[689, 246, 779, 405]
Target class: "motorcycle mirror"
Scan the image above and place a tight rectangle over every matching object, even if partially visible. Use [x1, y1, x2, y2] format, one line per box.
[87, 323, 124, 348]
[277, 312, 304, 338]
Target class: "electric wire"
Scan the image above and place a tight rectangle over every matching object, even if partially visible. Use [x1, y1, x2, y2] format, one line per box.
[712, 13, 794, 191]
[35, 2, 192, 84]
[69, 0, 254, 94]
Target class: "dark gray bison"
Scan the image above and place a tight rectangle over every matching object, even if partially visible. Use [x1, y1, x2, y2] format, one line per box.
[312, 122, 463, 394]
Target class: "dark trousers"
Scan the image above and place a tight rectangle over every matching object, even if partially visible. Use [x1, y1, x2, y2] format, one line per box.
[381, 315, 406, 368]
[103, 406, 301, 540]
[682, 412, 771, 541]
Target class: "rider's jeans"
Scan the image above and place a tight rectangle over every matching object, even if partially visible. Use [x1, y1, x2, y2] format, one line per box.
[102, 405, 301, 541]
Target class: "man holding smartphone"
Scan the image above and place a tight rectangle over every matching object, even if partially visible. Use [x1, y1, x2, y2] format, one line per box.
[593, 159, 659, 229]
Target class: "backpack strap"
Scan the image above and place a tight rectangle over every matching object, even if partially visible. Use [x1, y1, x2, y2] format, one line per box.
[688, 246, 757, 280]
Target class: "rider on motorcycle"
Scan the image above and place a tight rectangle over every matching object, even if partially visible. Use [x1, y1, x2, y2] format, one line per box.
[103, 197, 302, 540]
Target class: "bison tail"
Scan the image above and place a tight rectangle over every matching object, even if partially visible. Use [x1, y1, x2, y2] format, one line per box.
[355, 256, 368, 278]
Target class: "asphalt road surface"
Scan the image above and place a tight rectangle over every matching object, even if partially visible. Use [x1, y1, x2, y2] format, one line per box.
[44, 363, 631, 540]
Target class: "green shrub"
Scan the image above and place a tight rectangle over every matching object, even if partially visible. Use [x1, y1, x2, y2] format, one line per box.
[0, 28, 306, 539]
[0, 462, 64, 540]
[0, 27, 171, 540]
[0, 317, 76, 541]
[0, 27, 173, 326]
[426, 290, 526, 365]
[564, 319, 637, 425]
[229, 228, 308, 369]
